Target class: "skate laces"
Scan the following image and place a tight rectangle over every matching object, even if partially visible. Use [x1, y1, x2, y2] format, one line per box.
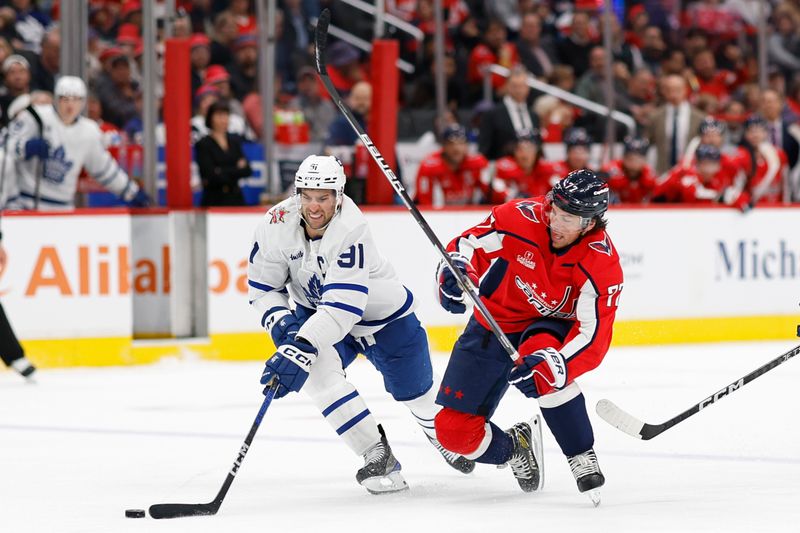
[428, 435, 460, 463]
[568, 450, 599, 479]
[363, 440, 388, 466]
[507, 426, 534, 479]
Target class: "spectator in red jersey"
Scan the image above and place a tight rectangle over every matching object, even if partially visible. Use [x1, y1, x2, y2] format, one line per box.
[478, 67, 538, 161]
[603, 137, 657, 204]
[687, 49, 747, 108]
[727, 115, 789, 209]
[414, 124, 490, 207]
[467, 18, 520, 94]
[489, 130, 563, 203]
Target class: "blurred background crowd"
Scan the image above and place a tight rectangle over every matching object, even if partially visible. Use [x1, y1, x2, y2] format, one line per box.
[0, 0, 798, 209]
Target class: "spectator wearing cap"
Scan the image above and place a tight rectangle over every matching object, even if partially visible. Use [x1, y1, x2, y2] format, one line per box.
[190, 33, 211, 101]
[290, 66, 336, 142]
[190, 84, 250, 143]
[0, 54, 30, 125]
[491, 130, 564, 203]
[120, 1, 143, 30]
[228, 32, 258, 100]
[414, 124, 490, 207]
[204, 64, 247, 125]
[210, 11, 239, 67]
[478, 67, 539, 161]
[10, 0, 50, 53]
[602, 137, 657, 204]
[29, 26, 58, 93]
[646, 75, 705, 175]
[92, 46, 140, 128]
[324, 40, 366, 95]
[195, 100, 252, 207]
[516, 12, 557, 79]
[466, 18, 520, 96]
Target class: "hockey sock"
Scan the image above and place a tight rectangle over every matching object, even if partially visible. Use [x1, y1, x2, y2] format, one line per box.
[538, 384, 594, 457]
[401, 381, 440, 440]
[469, 422, 514, 464]
[309, 380, 381, 456]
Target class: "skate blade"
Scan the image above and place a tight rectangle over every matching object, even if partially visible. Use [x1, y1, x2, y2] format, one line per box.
[530, 415, 544, 491]
[587, 489, 601, 507]
[360, 470, 409, 495]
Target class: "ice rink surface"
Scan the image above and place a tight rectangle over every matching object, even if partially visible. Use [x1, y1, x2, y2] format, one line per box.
[2, 340, 799, 533]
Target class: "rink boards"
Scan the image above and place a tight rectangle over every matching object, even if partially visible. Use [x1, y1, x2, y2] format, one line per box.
[2, 205, 799, 367]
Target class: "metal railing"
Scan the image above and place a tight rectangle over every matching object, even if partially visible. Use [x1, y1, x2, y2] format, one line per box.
[485, 64, 637, 133]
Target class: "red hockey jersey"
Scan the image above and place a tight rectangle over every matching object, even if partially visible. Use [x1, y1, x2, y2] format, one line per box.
[602, 160, 658, 204]
[415, 151, 489, 207]
[447, 197, 623, 382]
[490, 157, 562, 203]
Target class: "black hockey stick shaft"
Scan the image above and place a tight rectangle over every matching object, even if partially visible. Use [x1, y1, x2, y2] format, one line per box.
[26, 104, 44, 211]
[314, 9, 519, 363]
[597, 343, 800, 440]
[149, 382, 279, 519]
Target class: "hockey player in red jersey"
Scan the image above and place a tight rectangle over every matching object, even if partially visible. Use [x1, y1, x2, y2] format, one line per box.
[434, 170, 622, 505]
[489, 130, 562, 203]
[727, 115, 788, 210]
[551, 127, 594, 178]
[414, 124, 490, 207]
[673, 144, 732, 204]
[602, 137, 657, 204]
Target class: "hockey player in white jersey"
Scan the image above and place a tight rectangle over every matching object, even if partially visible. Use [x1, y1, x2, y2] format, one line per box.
[248, 155, 474, 494]
[4, 76, 149, 210]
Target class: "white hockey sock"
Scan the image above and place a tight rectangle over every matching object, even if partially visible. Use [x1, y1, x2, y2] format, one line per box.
[401, 382, 440, 441]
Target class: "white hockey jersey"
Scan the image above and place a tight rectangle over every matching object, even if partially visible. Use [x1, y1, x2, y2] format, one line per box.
[5, 104, 140, 210]
[248, 195, 415, 350]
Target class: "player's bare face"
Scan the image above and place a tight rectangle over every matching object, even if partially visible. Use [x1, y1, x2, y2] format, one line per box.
[300, 189, 337, 237]
[57, 96, 83, 125]
[548, 204, 592, 248]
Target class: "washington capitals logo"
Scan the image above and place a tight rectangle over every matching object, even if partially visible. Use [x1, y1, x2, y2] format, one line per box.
[588, 233, 613, 256]
[302, 274, 324, 306]
[42, 146, 73, 184]
[515, 200, 542, 223]
[514, 276, 575, 318]
[268, 207, 288, 224]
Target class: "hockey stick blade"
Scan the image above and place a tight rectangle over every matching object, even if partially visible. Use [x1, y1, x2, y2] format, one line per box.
[149, 382, 279, 519]
[597, 343, 800, 441]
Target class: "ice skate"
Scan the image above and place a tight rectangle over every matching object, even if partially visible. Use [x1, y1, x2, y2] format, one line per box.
[425, 433, 475, 474]
[356, 425, 408, 495]
[568, 448, 604, 507]
[504, 416, 544, 492]
[10, 357, 36, 382]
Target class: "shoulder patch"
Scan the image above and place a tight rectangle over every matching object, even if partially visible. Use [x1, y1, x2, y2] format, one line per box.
[268, 206, 288, 224]
[588, 232, 613, 256]
[515, 199, 543, 223]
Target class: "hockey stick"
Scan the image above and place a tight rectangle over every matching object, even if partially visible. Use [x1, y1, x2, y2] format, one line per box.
[314, 9, 520, 364]
[148, 381, 279, 519]
[596, 343, 800, 440]
[25, 104, 45, 211]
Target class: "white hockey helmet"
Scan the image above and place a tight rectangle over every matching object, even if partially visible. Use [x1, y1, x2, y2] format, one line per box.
[294, 154, 347, 205]
[54, 76, 87, 100]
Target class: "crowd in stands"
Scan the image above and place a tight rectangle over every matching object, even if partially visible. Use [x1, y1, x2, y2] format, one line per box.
[0, 0, 798, 208]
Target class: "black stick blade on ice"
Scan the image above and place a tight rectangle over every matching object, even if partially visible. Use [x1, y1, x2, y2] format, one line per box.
[149, 382, 279, 519]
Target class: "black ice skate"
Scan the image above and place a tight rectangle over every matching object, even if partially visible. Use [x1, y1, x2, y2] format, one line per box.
[10, 357, 36, 381]
[504, 416, 544, 492]
[425, 433, 475, 474]
[356, 425, 408, 494]
[568, 448, 605, 507]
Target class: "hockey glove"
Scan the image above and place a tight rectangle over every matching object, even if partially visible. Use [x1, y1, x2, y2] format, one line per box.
[266, 310, 301, 347]
[260, 337, 317, 398]
[436, 252, 478, 314]
[508, 347, 568, 399]
[24, 138, 49, 160]
[126, 188, 151, 208]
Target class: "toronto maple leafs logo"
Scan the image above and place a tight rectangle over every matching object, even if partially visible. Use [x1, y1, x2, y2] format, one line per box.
[42, 145, 73, 184]
[268, 207, 288, 224]
[302, 274, 323, 306]
[515, 200, 542, 223]
[588, 233, 613, 256]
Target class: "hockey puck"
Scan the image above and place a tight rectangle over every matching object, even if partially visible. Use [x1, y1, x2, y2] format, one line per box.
[125, 509, 146, 519]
